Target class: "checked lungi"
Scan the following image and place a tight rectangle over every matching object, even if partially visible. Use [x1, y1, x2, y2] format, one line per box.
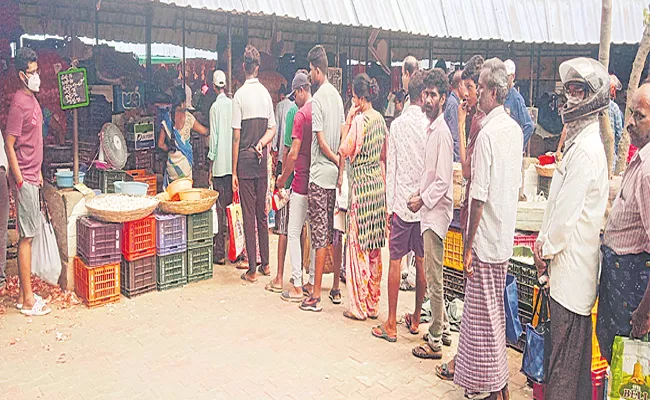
[454, 251, 509, 393]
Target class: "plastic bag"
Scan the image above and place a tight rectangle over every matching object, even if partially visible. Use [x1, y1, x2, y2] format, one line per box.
[521, 288, 551, 383]
[211, 204, 218, 235]
[226, 192, 245, 262]
[609, 335, 650, 399]
[505, 274, 524, 344]
[31, 196, 62, 285]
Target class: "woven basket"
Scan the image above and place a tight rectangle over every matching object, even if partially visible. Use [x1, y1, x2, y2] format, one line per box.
[156, 188, 219, 215]
[86, 195, 159, 223]
[535, 164, 556, 178]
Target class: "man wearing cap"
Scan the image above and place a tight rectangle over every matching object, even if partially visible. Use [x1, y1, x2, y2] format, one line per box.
[208, 70, 233, 265]
[504, 59, 535, 150]
[534, 57, 609, 400]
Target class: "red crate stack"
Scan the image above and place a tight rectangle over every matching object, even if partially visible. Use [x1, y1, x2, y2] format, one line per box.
[122, 215, 156, 262]
[74, 257, 121, 308]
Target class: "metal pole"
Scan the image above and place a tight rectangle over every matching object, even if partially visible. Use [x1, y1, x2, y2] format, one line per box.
[71, 21, 79, 184]
[535, 45, 541, 103]
[94, 7, 99, 45]
[529, 46, 534, 106]
[145, 4, 152, 105]
[429, 39, 433, 69]
[336, 28, 340, 68]
[182, 10, 186, 89]
[365, 30, 369, 71]
[227, 14, 232, 97]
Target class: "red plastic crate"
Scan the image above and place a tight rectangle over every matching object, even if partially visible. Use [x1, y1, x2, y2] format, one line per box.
[122, 215, 157, 262]
[76, 217, 121, 266]
[125, 169, 157, 196]
[120, 256, 157, 298]
[74, 257, 120, 308]
[514, 232, 538, 249]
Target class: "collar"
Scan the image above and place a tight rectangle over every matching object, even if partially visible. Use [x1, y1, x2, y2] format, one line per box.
[404, 104, 423, 114]
[245, 78, 259, 84]
[428, 112, 446, 131]
[217, 92, 228, 99]
[636, 142, 650, 163]
[480, 105, 507, 128]
[450, 91, 460, 102]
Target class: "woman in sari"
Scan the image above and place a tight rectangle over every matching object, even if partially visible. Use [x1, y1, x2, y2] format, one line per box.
[158, 86, 208, 188]
[338, 74, 387, 321]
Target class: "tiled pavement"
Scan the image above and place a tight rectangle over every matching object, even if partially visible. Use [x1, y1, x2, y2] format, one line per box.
[0, 239, 532, 400]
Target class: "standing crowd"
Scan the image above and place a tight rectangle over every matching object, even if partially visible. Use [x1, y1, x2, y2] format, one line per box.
[1, 43, 649, 400]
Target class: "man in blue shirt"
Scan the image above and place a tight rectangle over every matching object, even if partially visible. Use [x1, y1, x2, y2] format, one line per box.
[444, 70, 465, 162]
[504, 60, 535, 150]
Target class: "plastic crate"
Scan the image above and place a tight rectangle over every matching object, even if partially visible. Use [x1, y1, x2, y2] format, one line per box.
[125, 169, 157, 196]
[514, 232, 538, 249]
[44, 144, 74, 164]
[157, 251, 188, 290]
[125, 149, 155, 173]
[78, 141, 98, 166]
[443, 227, 463, 272]
[509, 246, 538, 308]
[443, 265, 465, 300]
[77, 217, 121, 266]
[591, 301, 609, 372]
[74, 257, 120, 308]
[122, 215, 156, 262]
[187, 210, 213, 244]
[155, 213, 187, 256]
[120, 256, 157, 298]
[187, 244, 213, 283]
[85, 166, 126, 194]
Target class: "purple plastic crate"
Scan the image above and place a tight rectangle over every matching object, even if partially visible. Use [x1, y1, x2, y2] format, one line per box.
[155, 213, 187, 256]
[77, 216, 121, 266]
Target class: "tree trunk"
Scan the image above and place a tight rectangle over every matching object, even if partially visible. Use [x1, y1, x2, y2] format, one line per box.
[599, 0, 615, 179]
[615, 22, 650, 174]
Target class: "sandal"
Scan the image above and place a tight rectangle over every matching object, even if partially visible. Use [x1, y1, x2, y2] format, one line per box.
[412, 342, 442, 360]
[371, 325, 397, 343]
[329, 289, 342, 305]
[235, 262, 248, 270]
[302, 285, 312, 298]
[258, 265, 271, 276]
[240, 273, 258, 283]
[265, 282, 283, 293]
[16, 294, 44, 310]
[423, 333, 453, 347]
[343, 310, 366, 321]
[464, 391, 491, 400]
[299, 297, 322, 312]
[435, 363, 455, 381]
[20, 298, 51, 317]
[404, 313, 419, 335]
[281, 291, 303, 303]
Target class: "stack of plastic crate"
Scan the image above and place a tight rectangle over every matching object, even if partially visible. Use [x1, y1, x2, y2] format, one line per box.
[155, 213, 188, 290]
[125, 169, 157, 196]
[74, 217, 122, 307]
[121, 215, 158, 296]
[186, 210, 213, 283]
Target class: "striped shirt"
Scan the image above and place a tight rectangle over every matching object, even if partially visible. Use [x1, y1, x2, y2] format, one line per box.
[603, 143, 650, 255]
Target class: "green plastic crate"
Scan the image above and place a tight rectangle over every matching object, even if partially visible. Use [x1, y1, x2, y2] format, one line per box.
[187, 244, 213, 283]
[156, 251, 187, 290]
[186, 210, 213, 243]
[85, 167, 126, 194]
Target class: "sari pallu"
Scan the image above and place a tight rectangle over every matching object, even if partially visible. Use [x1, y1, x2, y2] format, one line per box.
[161, 111, 194, 188]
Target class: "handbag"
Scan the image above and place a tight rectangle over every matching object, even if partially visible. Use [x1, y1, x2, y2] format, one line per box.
[31, 190, 62, 285]
[521, 287, 551, 383]
[505, 274, 524, 344]
[226, 191, 245, 262]
[608, 335, 650, 399]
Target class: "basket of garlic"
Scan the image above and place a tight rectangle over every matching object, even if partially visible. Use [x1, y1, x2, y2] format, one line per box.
[155, 188, 219, 215]
[86, 194, 159, 223]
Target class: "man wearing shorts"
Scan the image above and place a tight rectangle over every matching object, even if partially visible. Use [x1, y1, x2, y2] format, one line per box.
[300, 45, 345, 312]
[4, 47, 50, 316]
[375, 70, 428, 340]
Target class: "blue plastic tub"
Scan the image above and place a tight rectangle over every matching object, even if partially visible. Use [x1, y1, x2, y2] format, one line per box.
[113, 181, 149, 196]
[55, 170, 85, 188]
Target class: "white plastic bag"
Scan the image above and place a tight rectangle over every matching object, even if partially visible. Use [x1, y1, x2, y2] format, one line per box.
[31, 209, 62, 285]
[212, 204, 219, 235]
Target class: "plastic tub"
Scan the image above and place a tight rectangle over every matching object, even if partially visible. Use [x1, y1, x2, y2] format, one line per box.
[113, 181, 149, 196]
[166, 178, 193, 200]
[55, 170, 85, 188]
[178, 189, 202, 201]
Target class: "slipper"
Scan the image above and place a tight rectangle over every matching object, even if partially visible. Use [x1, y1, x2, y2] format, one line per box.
[412, 342, 442, 360]
[265, 282, 283, 293]
[281, 291, 303, 303]
[423, 333, 453, 347]
[371, 325, 397, 343]
[464, 391, 491, 400]
[235, 263, 248, 270]
[20, 299, 51, 317]
[240, 273, 258, 283]
[258, 265, 271, 276]
[404, 313, 419, 335]
[368, 315, 378, 320]
[435, 363, 455, 381]
[16, 294, 44, 310]
[329, 289, 342, 305]
[343, 310, 366, 321]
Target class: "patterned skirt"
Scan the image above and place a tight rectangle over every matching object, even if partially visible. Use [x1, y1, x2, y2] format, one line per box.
[454, 251, 509, 393]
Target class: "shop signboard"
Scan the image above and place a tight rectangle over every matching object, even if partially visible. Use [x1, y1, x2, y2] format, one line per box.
[58, 68, 90, 110]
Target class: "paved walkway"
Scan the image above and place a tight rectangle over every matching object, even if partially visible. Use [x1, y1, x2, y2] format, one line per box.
[0, 239, 532, 400]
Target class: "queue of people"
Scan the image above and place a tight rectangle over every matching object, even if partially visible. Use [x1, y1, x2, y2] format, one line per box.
[1, 42, 649, 400]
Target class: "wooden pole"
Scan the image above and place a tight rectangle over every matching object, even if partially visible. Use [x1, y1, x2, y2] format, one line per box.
[71, 21, 79, 184]
[529, 46, 534, 106]
[429, 39, 433, 68]
[227, 14, 232, 97]
[145, 4, 152, 105]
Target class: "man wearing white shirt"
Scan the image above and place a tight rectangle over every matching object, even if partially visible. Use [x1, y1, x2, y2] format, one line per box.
[534, 58, 609, 400]
[0, 129, 8, 295]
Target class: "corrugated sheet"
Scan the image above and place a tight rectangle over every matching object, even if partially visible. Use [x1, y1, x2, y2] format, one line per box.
[396, 0, 447, 38]
[610, 0, 646, 44]
[354, 0, 405, 32]
[441, 0, 502, 41]
[157, 0, 245, 13]
[493, 0, 549, 43]
[241, 0, 306, 19]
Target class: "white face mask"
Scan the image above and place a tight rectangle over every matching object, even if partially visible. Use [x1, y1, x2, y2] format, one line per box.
[23, 72, 40, 93]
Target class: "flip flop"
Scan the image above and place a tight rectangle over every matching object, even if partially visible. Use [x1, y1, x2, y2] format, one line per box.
[435, 363, 455, 381]
[16, 294, 44, 310]
[258, 266, 271, 276]
[371, 325, 397, 343]
[20, 298, 51, 317]
[329, 289, 342, 305]
[235, 263, 248, 270]
[412, 342, 442, 360]
[265, 282, 283, 293]
[240, 273, 258, 283]
[281, 291, 303, 303]
[343, 310, 366, 321]
[404, 313, 419, 335]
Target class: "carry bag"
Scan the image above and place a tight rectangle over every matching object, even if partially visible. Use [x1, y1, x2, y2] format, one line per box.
[31, 190, 62, 285]
[521, 287, 551, 383]
[226, 191, 245, 262]
[505, 274, 524, 344]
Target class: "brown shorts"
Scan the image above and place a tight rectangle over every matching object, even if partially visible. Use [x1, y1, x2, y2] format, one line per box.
[308, 183, 336, 250]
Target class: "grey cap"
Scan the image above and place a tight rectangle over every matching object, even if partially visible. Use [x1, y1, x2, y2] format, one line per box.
[288, 72, 310, 98]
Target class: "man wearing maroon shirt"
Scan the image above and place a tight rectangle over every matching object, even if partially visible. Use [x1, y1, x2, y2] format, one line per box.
[4, 47, 50, 316]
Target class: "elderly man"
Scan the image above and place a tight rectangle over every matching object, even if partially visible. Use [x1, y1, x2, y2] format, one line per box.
[534, 58, 610, 400]
[597, 82, 650, 366]
[402, 56, 419, 109]
[453, 59, 522, 400]
[504, 60, 535, 150]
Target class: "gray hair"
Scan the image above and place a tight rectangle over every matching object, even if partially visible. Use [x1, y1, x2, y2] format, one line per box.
[482, 58, 509, 105]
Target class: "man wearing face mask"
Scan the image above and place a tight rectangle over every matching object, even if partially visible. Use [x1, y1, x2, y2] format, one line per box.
[534, 58, 609, 400]
[3, 47, 51, 316]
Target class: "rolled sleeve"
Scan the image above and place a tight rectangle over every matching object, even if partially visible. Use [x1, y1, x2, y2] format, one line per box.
[469, 133, 491, 203]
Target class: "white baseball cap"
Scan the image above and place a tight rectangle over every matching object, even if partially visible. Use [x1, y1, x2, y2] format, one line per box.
[213, 70, 226, 87]
[504, 59, 516, 76]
